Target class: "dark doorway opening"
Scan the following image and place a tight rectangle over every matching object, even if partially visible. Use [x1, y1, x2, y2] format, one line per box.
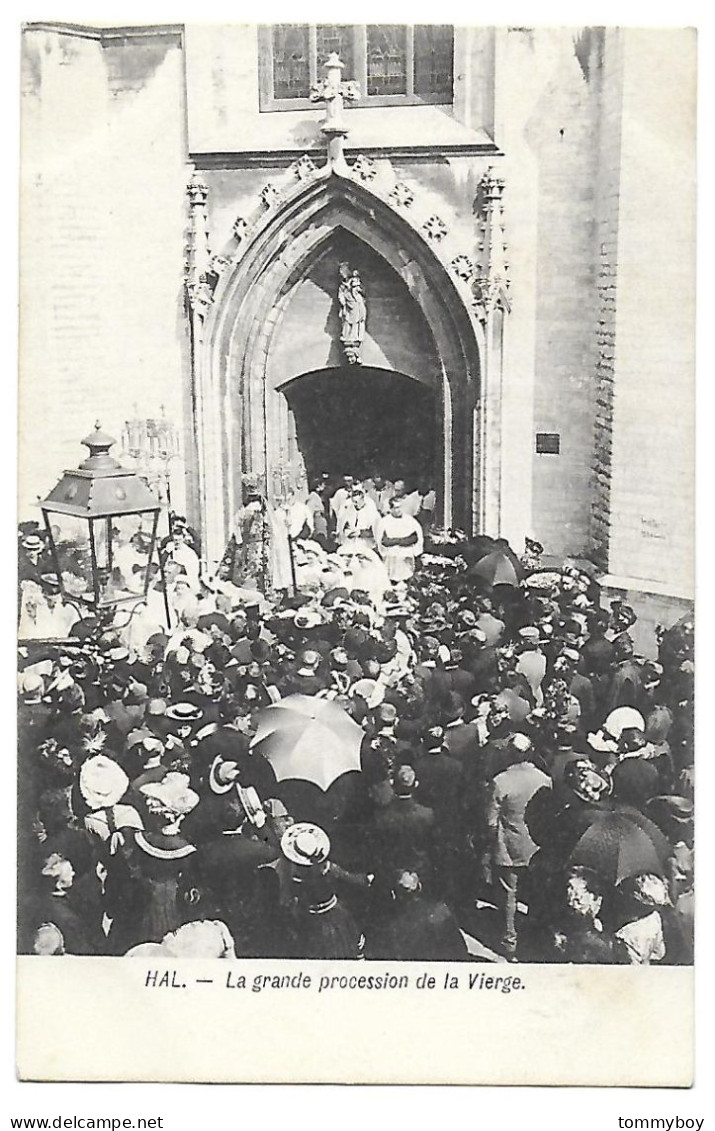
[282, 366, 437, 487]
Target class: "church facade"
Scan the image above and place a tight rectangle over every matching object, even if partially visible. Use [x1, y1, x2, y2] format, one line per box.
[20, 24, 695, 643]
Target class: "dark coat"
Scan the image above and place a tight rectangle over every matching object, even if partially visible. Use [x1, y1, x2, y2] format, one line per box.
[443, 720, 480, 761]
[365, 894, 469, 962]
[371, 795, 436, 878]
[413, 750, 463, 820]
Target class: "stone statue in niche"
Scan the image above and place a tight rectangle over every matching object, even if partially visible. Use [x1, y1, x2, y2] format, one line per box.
[337, 262, 366, 365]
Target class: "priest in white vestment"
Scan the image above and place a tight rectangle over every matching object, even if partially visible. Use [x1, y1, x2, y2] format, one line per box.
[375, 495, 424, 583]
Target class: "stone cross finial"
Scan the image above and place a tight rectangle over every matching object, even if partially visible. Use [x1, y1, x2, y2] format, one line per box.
[310, 53, 360, 173]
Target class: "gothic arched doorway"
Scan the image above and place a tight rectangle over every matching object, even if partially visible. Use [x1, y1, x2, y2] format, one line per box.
[189, 166, 491, 567]
[281, 366, 437, 488]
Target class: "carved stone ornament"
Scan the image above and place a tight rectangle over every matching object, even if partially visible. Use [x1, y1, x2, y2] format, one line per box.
[310, 53, 360, 173]
[352, 154, 377, 182]
[472, 167, 511, 322]
[260, 183, 282, 209]
[389, 182, 415, 209]
[189, 276, 215, 316]
[293, 154, 318, 180]
[451, 254, 475, 281]
[337, 261, 366, 365]
[232, 216, 250, 242]
[423, 215, 448, 242]
[209, 254, 230, 278]
[187, 171, 208, 207]
[185, 168, 213, 317]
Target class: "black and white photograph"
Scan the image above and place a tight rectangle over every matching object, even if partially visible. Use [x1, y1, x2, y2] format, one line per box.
[15, 19, 696, 1085]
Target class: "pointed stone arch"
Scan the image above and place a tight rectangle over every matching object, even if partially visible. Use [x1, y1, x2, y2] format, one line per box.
[186, 161, 503, 566]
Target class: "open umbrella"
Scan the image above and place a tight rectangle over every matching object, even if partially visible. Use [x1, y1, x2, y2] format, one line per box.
[568, 810, 671, 886]
[250, 694, 363, 792]
[470, 547, 523, 588]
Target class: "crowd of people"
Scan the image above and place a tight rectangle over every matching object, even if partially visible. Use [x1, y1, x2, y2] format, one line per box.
[17, 472, 695, 964]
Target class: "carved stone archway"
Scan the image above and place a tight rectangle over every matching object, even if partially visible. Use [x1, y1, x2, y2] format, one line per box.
[186, 157, 508, 567]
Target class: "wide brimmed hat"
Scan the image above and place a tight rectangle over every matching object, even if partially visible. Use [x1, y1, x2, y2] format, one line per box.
[294, 609, 322, 630]
[564, 758, 612, 804]
[604, 707, 645, 741]
[350, 678, 385, 709]
[146, 698, 167, 717]
[139, 771, 199, 817]
[22, 534, 45, 552]
[518, 626, 540, 642]
[79, 755, 129, 810]
[321, 587, 350, 608]
[165, 702, 203, 723]
[280, 822, 331, 867]
[19, 671, 44, 698]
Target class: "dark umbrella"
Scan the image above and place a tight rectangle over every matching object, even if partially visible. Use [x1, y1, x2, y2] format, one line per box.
[470, 547, 524, 588]
[568, 810, 671, 886]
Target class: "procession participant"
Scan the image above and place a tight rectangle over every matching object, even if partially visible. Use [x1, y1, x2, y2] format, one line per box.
[441, 692, 480, 761]
[305, 479, 329, 546]
[391, 479, 421, 519]
[78, 755, 144, 861]
[107, 772, 200, 954]
[125, 918, 236, 959]
[283, 489, 313, 541]
[336, 484, 380, 549]
[329, 476, 355, 525]
[417, 477, 437, 531]
[19, 850, 103, 956]
[376, 495, 424, 584]
[413, 726, 463, 828]
[612, 873, 671, 965]
[364, 869, 468, 962]
[281, 823, 364, 960]
[186, 778, 282, 956]
[18, 531, 54, 590]
[514, 626, 547, 707]
[336, 544, 390, 610]
[606, 633, 647, 714]
[550, 866, 616, 964]
[162, 526, 201, 592]
[365, 472, 394, 516]
[486, 734, 551, 959]
[371, 765, 436, 883]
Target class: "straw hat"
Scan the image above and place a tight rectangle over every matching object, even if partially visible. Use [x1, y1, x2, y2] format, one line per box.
[79, 755, 129, 811]
[280, 822, 331, 867]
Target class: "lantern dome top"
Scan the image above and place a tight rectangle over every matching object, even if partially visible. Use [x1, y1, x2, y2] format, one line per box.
[79, 422, 120, 472]
[40, 422, 161, 518]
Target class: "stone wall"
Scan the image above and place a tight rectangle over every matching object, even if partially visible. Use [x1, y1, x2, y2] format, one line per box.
[20, 26, 188, 521]
[603, 30, 695, 600]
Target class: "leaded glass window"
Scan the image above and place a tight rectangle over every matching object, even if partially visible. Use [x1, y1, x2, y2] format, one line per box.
[413, 25, 454, 99]
[271, 24, 310, 100]
[366, 25, 408, 96]
[261, 25, 454, 110]
[316, 24, 354, 79]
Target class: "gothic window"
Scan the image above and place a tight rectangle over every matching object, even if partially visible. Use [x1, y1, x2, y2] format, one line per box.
[271, 25, 311, 100]
[366, 25, 408, 96]
[259, 25, 454, 111]
[413, 25, 454, 99]
[316, 24, 354, 79]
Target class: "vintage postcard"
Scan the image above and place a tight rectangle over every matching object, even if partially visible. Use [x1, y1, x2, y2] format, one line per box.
[16, 22, 695, 1084]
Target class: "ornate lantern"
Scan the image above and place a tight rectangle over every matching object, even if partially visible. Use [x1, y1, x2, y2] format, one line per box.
[39, 423, 170, 624]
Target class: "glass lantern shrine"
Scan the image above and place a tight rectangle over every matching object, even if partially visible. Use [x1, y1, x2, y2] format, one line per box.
[39, 423, 170, 623]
